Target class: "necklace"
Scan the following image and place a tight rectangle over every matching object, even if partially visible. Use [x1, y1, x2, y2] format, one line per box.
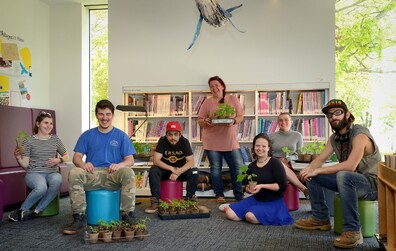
[257, 157, 270, 163]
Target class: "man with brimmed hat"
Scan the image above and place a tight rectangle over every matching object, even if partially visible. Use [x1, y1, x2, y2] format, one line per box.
[294, 99, 381, 249]
[145, 121, 199, 213]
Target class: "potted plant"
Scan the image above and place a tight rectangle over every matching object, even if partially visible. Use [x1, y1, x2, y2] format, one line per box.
[110, 219, 123, 241]
[158, 199, 170, 215]
[187, 200, 200, 214]
[16, 130, 29, 154]
[311, 141, 326, 160]
[237, 165, 258, 190]
[123, 222, 136, 241]
[133, 141, 151, 160]
[97, 219, 113, 243]
[281, 146, 291, 159]
[87, 225, 100, 244]
[134, 217, 149, 240]
[211, 104, 236, 125]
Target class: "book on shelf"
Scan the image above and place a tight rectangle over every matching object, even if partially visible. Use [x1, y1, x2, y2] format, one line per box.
[192, 95, 207, 115]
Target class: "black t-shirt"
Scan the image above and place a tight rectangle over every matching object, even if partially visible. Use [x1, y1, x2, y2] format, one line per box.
[155, 135, 193, 167]
[247, 158, 287, 202]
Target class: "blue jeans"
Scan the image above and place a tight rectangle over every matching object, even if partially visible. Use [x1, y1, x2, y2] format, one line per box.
[22, 172, 62, 212]
[206, 149, 244, 200]
[307, 171, 377, 231]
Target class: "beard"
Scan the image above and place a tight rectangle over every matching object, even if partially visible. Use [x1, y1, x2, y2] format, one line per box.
[330, 116, 348, 133]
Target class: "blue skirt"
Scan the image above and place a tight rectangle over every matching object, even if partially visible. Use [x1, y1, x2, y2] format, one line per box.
[229, 195, 294, 226]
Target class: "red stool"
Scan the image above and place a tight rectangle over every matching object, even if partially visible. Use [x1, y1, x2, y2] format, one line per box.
[283, 183, 299, 211]
[160, 180, 183, 203]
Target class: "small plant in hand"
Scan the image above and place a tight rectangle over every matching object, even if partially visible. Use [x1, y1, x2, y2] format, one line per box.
[237, 165, 258, 190]
[16, 130, 29, 153]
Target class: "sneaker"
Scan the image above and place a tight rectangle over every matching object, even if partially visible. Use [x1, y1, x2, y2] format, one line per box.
[303, 189, 310, 200]
[333, 231, 363, 248]
[187, 195, 198, 202]
[21, 210, 37, 221]
[294, 217, 331, 231]
[218, 203, 230, 212]
[216, 196, 227, 204]
[121, 211, 135, 224]
[8, 209, 22, 222]
[63, 213, 87, 235]
[145, 197, 159, 214]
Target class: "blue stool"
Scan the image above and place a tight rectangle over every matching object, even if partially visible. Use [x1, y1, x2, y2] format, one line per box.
[86, 189, 120, 225]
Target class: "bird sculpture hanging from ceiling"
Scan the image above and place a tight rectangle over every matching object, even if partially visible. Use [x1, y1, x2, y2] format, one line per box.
[187, 0, 245, 50]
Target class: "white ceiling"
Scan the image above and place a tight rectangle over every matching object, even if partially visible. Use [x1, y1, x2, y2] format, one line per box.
[40, 0, 107, 5]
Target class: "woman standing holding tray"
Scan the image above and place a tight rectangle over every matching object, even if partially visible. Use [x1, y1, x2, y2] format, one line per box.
[198, 76, 244, 203]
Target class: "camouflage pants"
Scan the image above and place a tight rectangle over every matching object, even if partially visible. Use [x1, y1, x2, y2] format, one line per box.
[68, 167, 136, 214]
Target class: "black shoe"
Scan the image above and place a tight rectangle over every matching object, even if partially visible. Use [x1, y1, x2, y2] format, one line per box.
[63, 213, 87, 235]
[121, 211, 135, 225]
[21, 210, 37, 221]
[8, 209, 22, 222]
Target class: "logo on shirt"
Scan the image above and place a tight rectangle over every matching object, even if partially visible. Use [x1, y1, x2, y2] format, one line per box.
[110, 140, 118, 147]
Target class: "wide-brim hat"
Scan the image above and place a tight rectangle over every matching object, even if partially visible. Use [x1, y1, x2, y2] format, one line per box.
[322, 99, 348, 114]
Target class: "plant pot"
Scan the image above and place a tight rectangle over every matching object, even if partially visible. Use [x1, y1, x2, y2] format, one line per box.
[101, 230, 113, 243]
[158, 208, 169, 215]
[112, 230, 122, 241]
[311, 154, 320, 161]
[297, 154, 305, 162]
[88, 232, 99, 244]
[248, 181, 257, 190]
[123, 228, 135, 241]
[135, 228, 148, 240]
[303, 154, 312, 162]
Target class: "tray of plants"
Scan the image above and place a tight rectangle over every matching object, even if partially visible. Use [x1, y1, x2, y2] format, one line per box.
[157, 199, 211, 220]
[84, 217, 150, 244]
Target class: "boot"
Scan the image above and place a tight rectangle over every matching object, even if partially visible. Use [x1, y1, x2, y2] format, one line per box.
[63, 213, 87, 235]
[145, 197, 159, 214]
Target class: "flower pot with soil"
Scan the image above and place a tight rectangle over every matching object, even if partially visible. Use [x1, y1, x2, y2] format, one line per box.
[87, 226, 100, 244]
[237, 165, 257, 190]
[158, 200, 170, 215]
[134, 217, 149, 240]
[211, 104, 236, 125]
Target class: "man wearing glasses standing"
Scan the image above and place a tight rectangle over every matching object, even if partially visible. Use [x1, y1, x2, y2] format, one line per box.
[294, 99, 380, 249]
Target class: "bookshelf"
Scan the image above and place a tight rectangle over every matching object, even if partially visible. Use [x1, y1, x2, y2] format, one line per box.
[121, 83, 331, 196]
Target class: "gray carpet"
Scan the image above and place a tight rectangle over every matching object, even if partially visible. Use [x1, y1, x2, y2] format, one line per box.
[0, 197, 381, 251]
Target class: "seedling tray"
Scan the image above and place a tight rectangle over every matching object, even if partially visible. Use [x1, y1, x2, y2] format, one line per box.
[83, 231, 150, 244]
[158, 212, 210, 220]
[211, 118, 234, 125]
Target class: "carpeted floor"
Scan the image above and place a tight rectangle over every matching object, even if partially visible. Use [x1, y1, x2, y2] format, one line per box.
[0, 196, 381, 251]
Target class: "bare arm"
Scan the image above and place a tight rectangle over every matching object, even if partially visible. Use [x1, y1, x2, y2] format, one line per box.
[300, 134, 371, 181]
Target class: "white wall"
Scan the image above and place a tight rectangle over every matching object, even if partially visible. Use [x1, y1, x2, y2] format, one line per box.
[0, 0, 50, 108]
[108, 0, 335, 129]
[1, 0, 335, 156]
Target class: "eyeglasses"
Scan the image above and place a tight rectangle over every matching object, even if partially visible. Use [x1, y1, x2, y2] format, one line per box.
[326, 110, 344, 118]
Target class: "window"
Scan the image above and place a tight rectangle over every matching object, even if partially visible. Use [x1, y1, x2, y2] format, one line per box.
[89, 8, 108, 128]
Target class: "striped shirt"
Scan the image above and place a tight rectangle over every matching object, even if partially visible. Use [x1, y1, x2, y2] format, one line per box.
[23, 135, 67, 173]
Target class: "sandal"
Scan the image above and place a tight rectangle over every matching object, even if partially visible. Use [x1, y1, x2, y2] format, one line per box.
[216, 196, 227, 203]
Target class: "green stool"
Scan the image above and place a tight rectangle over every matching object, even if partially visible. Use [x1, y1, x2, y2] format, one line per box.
[333, 194, 376, 237]
[31, 194, 60, 217]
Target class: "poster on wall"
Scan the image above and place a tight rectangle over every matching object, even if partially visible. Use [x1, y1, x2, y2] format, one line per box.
[0, 30, 32, 107]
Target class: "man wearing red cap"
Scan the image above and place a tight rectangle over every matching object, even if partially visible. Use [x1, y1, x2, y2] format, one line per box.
[145, 121, 198, 213]
[295, 99, 381, 248]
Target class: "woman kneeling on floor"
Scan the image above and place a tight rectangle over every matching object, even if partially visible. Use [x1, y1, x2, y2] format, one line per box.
[225, 133, 293, 225]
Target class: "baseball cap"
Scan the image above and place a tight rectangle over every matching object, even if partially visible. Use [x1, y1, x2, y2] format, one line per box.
[322, 99, 348, 114]
[166, 121, 182, 132]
